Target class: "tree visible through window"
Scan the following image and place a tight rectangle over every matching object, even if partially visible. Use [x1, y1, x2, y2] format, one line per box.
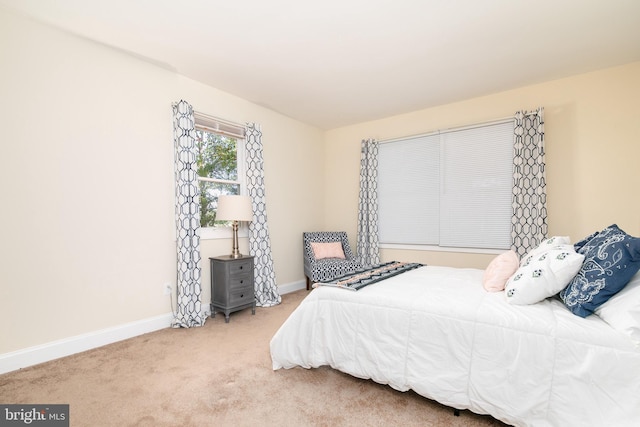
[195, 127, 241, 228]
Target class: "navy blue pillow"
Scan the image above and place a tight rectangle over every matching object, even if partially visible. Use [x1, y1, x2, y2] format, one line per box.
[573, 229, 600, 252]
[560, 224, 640, 317]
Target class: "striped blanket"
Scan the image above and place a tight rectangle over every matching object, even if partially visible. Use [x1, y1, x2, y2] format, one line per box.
[312, 261, 423, 291]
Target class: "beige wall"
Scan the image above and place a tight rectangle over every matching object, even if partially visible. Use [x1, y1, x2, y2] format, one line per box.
[0, 8, 323, 354]
[325, 62, 640, 269]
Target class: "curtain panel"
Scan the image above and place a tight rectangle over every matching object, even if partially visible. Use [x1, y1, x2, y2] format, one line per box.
[244, 123, 281, 307]
[511, 107, 547, 257]
[171, 100, 206, 328]
[356, 139, 381, 267]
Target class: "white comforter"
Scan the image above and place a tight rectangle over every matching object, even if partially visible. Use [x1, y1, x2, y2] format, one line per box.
[270, 266, 640, 427]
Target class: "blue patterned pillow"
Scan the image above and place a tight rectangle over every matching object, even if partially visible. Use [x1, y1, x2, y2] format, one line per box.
[573, 229, 600, 252]
[560, 224, 640, 317]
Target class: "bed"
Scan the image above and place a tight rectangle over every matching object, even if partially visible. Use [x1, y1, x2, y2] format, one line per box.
[270, 227, 640, 427]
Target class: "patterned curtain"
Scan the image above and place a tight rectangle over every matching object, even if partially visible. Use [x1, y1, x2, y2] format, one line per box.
[356, 139, 380, 267]
[511, 107, 547, 257]
[171, 100, 206, 328]
[244, 123, 281, 307]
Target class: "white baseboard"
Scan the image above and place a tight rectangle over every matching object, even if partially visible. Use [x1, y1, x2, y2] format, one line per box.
[0, 312, 174, 375]
[278, 279, 306, 294]
[1, 280, 307, 375]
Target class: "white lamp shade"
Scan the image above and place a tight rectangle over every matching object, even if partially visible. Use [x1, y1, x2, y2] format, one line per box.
[216, 195, 253, 222]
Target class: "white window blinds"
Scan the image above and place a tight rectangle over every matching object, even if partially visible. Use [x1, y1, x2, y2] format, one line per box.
[379, 134, 440, 245]
[194, 112, 245, 139]
[378, 120, 514, 251]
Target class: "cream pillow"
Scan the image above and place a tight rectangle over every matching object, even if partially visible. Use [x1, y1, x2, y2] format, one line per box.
[310, 242, 346, 260]
[505, 244, 584, 305]
[595, 271, 640, 346]
[483, 250, 519, 292]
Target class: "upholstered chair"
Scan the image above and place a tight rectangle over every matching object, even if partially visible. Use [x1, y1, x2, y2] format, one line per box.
[303, 231, 361, 290]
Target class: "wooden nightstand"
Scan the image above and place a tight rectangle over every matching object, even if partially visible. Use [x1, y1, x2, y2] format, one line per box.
[210, 255, 255, 323]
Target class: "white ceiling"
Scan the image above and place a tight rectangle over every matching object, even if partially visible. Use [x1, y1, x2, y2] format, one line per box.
[2, 0, 640, 129]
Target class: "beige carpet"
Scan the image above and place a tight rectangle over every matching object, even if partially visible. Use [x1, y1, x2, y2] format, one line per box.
[0, 290, 508, 427]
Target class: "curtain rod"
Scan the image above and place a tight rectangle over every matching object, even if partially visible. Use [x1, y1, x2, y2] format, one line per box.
[379, 117, 511, 144]
[378, 109, 541, 144]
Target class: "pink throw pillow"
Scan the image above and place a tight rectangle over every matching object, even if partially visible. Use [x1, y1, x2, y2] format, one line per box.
[310, 242, 346, 260]
[483, 250, 519, 292]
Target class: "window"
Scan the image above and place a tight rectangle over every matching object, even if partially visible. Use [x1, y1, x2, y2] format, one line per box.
[194, 112, 245, 238]
[378, 119, 514, 252]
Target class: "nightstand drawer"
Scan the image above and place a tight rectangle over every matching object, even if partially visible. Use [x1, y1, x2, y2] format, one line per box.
[228, 275, 253, 290]
[229, 287, 254, 306]
[228, 259, 253, 277]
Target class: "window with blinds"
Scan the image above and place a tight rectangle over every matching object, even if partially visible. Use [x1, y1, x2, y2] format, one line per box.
[378, 119, 514, 251]
[193, 112, 246, 239]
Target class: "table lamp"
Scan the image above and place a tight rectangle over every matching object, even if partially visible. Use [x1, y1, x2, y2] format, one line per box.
[216, 195, 253, 258]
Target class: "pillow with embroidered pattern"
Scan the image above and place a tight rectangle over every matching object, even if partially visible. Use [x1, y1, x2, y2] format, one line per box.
[505, 244, 584, 305]
[519, 236, 571, 268]
[560, 224, 640, 317]
[573, 229, 600, 252]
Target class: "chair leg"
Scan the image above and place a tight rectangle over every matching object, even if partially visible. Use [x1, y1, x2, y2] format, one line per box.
[306, 276, 311, 290]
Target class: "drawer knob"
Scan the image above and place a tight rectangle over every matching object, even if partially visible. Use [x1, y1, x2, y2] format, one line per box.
[240, 280, 244, 284]
[239, 266, 243, 270]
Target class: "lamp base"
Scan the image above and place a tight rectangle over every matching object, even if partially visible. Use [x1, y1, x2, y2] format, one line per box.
[230, 220, 243, 259]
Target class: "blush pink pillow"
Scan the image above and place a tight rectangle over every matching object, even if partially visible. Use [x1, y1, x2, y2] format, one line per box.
[483, 250, 519, 292]
[310, 242, 346, 260]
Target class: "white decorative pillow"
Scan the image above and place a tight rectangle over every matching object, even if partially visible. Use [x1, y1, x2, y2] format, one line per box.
[482, 250, 519, 292]
[595, 271, 640, 346]
[310, 241, 346, 260]
[519, 236, 571, 267]
[505, 244, 584, 305]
